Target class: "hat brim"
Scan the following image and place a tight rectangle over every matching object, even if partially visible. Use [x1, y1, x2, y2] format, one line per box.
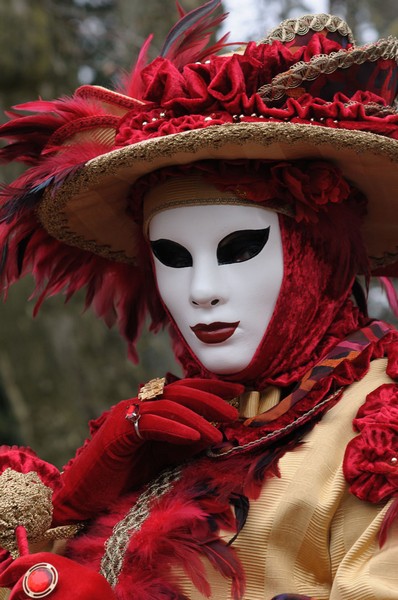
[39, 122, 398, 272]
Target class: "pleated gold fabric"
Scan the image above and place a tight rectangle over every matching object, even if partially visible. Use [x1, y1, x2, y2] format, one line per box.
[174, 358, 398, 599]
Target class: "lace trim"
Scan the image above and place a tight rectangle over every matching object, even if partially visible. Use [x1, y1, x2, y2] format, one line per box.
[259, 13, 355, 45]
[100, 466, 182, 588]
[206, 387, 343, 458]
[258, 37, 398, 103]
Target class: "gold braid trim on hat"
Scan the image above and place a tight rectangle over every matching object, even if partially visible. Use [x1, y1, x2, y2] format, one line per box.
[260, 13, 355, 45]
[258, 37, 398, 103]
[0, 469, 82, 558]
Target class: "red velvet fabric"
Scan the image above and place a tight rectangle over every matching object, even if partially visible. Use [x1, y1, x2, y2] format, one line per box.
[113, 37, 397, 137]
[0, 446, 61, 492]
[0, 552, 115, 599]
[115, 92, 398, 151]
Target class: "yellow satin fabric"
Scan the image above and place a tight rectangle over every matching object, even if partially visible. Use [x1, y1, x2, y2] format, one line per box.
[174, 358, 398, 600]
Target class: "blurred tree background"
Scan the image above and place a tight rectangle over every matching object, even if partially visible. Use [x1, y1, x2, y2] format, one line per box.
[0, 0, 397, 466]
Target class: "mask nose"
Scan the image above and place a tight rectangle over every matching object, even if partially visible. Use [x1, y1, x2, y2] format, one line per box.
[191, 297, 220, 307]
[189, 257, 225, 308]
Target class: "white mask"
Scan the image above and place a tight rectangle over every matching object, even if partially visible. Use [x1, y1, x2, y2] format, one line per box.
[149, 203, 283, 375]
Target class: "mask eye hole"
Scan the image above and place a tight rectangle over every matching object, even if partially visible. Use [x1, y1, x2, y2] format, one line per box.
[150, 239, 193, 268]
[217, 228, 270, 265]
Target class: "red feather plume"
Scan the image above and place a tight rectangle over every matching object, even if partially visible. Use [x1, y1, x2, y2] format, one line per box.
[0, 215, 151, 363]
[0, 96, 110, 165]
[0, 84, 167, 363]
[119, 0, 231, 98]
[119, 34, 154, 99]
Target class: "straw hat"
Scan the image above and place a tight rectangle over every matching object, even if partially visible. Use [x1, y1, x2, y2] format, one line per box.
[1, 5, 398, 275]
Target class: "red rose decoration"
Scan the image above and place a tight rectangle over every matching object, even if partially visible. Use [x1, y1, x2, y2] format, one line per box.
[270, 161, 351, 222]
[344, 422, 398, 503]
[141, 57, 186, 104]
[353, 384, 398, 429]
[343, 383, 398, 546]
[113, 37, 394, 155]
[304, 163, 351, 205]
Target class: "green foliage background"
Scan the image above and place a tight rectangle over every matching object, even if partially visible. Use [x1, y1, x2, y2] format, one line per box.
[0, 0, 397, 466]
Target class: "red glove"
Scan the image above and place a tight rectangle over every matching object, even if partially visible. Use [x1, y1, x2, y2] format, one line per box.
[0, 552, 115, 599]
[52, 378, 242, 524]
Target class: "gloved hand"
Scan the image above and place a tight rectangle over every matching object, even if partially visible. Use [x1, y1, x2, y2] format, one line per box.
[53, 378, 242, 524]
[0, 552, 116, 599]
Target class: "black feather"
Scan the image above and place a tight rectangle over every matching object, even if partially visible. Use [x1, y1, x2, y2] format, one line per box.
[228, 493, 249, 545]
[0, 243, 8, 276]
[17, 233, 34, 275]
[0, 177, 54, 224]
[352, 277, 368, 317]
[160, 0, 221, 57]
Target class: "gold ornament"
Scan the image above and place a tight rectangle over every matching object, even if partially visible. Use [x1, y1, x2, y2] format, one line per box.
[0, 468, 81, 558]
[138, 377, 166, 401]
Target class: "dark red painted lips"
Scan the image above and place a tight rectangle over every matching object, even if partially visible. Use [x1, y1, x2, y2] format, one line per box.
[190, 321, 239, 344]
